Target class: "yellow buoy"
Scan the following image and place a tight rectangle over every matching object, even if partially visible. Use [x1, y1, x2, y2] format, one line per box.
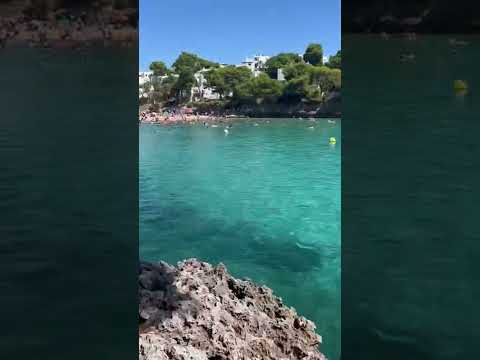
[329, 137, 336, 144]
[453, 80, 468, 92]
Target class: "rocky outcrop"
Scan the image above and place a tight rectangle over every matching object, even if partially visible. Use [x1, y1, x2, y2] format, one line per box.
[139, 259, 326, 360]
[190, 99, 341, 119]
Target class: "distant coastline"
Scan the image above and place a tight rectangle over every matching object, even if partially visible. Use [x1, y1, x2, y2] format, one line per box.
[140, 46, 341, 125]
[139, 112, 341, 126]
[139, 97, 341, 125]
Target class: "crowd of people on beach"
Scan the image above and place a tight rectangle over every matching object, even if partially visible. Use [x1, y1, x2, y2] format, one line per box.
[0, 3, 137, 48]
[139, 108, 341, 126]
[139, 109, 237, 125]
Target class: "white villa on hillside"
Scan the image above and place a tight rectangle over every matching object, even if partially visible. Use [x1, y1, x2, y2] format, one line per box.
[236, 55, 270, 77]
[237, 55, 285, 81]
[140, 52, 288, 102]
[139, 71, 153, 86]
[191, 68, 220, 101]
[139, 71, 153, 99]
[139, 68, 218, 102]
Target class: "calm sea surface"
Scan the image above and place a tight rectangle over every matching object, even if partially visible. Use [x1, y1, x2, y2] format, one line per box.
[0, 48, 138, 358]
[140, 118, 341, 359]
[342, 35, 480, 359]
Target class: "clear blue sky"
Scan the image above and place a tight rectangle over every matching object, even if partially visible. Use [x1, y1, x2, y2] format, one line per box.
[140, 0, 340, 71]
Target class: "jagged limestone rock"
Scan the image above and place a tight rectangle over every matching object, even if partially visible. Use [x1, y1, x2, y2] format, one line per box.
[139, 259, 326, 360]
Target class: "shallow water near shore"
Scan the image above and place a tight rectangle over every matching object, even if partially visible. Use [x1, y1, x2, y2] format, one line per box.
[140, 118, 341, 359]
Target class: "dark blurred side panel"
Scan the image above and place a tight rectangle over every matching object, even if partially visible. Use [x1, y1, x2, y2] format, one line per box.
[342, 1, 480, 359]
[0, 1, 138, 359]
[343, 0, 480, 33]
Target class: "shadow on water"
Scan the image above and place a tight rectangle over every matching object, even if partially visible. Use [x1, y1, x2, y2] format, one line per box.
[247, 235, 323, 274]
[141, 202, 325, 277]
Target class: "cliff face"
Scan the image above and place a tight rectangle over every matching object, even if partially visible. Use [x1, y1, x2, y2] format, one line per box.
[190, 94, 341, 119]
[139, 259, 326, 360]
[235, 94, 341, 118]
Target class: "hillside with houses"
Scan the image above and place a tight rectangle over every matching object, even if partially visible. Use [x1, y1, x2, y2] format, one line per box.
[139, 43, 341, 118]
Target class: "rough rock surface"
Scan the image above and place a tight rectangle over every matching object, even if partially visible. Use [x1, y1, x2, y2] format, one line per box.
[139, 259, 326, 360]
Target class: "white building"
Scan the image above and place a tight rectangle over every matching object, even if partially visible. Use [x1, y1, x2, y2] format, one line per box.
[236, 55, 270, 77]
[139, 71, 153, 86]
[139, 72, 153, 99]
[191, 68, 220, 101]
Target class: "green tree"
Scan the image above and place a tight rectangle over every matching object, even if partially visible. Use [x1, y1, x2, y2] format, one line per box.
[222, 66, 252, 92]
[155, 74, 178, 102]
[282, 76, 310, 103]
[234, 73, 284, 104]
[282, 62, 313, 81]
[250, 73, 283, 102]
[206, 66, 252, 99]
[309, 66, 341, 93]
[172, 52, 219, 74]
[205, 69, 227, 98]
[327, 68, 341, 90]
[264, 53, 303, 79]
[172, 71, 196, 103]
[309, 66, 329, 86]
[326, 50, 341, 69]
[233, 80, 254, 102]
[140, 80, 152, 93]
[303, 43, 324, 66]
[149, 61, 168, 76]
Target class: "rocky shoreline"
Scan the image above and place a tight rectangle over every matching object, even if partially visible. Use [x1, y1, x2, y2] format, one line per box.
[139, 92, 340, 125]
[139, 113, 340, 126]
[139, 259, 326, 360]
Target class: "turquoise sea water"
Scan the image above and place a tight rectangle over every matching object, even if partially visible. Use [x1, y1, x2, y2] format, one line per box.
[140, 118, 341, 359]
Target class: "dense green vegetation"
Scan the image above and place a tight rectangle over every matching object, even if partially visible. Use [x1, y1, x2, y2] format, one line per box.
[326, 50, 341, 69]
[149, 61, 168, 76]
[143, 43, 341, 109]
[264, 53, 303, 79]
[206, 66, 252, 100]
[303, 43, 324, 66]
[172, 52, 219, 73]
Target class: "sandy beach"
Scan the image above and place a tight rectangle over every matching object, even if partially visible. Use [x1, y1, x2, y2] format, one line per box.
[139, 110, 241, 125]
